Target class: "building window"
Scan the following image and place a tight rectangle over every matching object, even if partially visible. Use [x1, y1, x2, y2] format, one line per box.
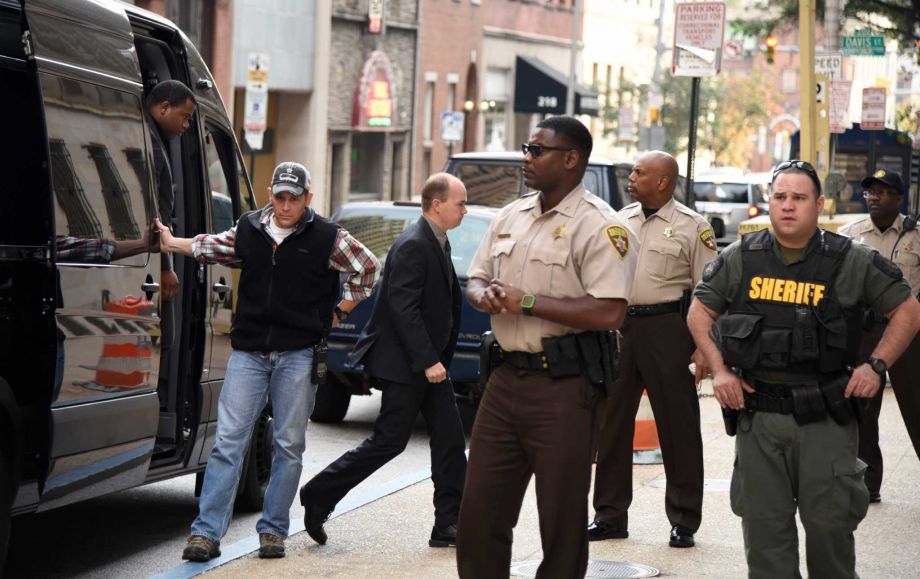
[423, 79, 435, 145]
[49, 139, 102, 240]
[782, 69, 797, 93]
[85, 144, 140, 240]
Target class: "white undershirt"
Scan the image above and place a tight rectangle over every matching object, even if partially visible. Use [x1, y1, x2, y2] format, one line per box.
[267, 217, 295, 245]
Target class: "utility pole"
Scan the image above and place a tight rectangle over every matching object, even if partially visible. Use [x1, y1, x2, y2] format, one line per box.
[799, 0, 817, 165]
[566, 0, 581, 116]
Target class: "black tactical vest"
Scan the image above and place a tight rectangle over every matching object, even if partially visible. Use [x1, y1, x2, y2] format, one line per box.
[717, 228, 863, 376]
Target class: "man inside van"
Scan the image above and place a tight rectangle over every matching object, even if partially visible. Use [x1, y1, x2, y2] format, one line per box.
[145, 80, 197, 402]
[155, 161, 380, 561]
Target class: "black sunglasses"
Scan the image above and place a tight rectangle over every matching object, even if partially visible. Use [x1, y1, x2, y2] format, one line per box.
[522, 143, 574, 158]
[772, 159, 822, 193]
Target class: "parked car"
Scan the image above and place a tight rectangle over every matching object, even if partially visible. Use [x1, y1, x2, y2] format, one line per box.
[692, 169, 771, 246]
[0, 0, 267, 566]
[444, 151, 688, 211]
[312, 201, 496, 423]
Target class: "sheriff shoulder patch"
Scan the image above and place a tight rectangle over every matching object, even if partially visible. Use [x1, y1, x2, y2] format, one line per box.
[605, 225, 629, 259]
[702, 255, 723, 282]
[700, 228, 717, 251]
[872, 251, 903, 279]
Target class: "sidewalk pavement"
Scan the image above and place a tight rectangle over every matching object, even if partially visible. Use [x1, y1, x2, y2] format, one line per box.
[198, 385, 920, 578]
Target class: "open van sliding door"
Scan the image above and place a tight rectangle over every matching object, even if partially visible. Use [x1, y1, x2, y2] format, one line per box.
[21, 0, 161, 510]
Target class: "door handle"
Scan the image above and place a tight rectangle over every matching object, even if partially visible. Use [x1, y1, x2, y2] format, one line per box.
[212, 282, 230, 293]
[142, 282, 161, 293]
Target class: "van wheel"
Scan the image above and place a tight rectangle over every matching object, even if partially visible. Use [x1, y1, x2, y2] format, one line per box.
[235, 405, 273, 512]
[0, 443, 12, 572]
[310, 375, 351, 423]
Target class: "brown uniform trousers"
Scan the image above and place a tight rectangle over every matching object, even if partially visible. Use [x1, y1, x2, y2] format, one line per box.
[857, 322, 920, 494]
[593, 311, 704, 531]
[456, 363, 599, 579]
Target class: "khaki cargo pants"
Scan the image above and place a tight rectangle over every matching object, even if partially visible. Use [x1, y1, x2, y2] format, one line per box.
[730, 411, 869, 578]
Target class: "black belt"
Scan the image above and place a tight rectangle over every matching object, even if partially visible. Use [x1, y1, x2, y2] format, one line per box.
[501, 350, 549, 371]
[745, 379, 819, 414]
[627, 301, 681, 317]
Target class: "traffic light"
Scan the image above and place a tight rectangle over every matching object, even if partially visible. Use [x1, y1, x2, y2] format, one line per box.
[765, 35, 778, 64]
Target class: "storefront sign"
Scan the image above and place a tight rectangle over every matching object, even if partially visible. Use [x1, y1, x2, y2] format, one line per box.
[353, 51, 397, 129]
[861, 87, 886, 130]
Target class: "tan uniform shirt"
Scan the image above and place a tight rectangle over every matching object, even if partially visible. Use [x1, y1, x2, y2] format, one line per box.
[468, 185, 639, 353]
[839, 214, 920, 296]
[618, 197, 717, 305]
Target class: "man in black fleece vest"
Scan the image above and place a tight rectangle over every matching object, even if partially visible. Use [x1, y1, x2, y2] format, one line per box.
[156, 161, 379, 562]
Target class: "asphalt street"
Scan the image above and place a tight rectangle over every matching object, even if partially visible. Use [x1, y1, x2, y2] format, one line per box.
[4, 390, 466, 578]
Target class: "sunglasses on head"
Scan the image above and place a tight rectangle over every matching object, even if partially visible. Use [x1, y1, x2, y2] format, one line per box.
[772, 160, 822, 193]
[522, 143, 574, 159]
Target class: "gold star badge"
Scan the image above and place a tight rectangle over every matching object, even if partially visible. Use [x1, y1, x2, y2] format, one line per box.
[664, 227, 673, 238]
[552, 224, 567, 240]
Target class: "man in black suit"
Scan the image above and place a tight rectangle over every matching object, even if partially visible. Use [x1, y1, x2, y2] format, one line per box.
[300, 173, 469, 548]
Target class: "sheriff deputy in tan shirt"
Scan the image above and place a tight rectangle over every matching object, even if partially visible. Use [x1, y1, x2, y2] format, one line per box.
[455, 116, 638, 579]
[589, 151, 716, 549]
[838, 168, 920, 504]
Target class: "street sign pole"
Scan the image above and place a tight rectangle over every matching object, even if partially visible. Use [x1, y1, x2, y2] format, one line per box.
[672, 1, 725, 211]
[799, 0, 816, 165]
[686, 77, 700, 212]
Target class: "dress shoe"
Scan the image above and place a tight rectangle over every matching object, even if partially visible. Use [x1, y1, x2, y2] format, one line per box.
[869, 491, 882, 503]
[303, 502, 332, 545]
[429, 523, 458, 547]
[669, 524, 695, 548]
[587, 520, 629, 541]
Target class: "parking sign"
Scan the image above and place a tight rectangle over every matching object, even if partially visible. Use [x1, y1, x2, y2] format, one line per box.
[672, 2, 726, 77]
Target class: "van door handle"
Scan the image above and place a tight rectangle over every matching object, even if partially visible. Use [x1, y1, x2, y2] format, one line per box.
[142, 282, 161, 293]
[212, 282, 230, 294]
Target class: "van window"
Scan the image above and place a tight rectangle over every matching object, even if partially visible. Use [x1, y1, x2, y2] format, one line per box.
[583, 169, 600, 198]
[454, 163, 522, 207]
[204, 124, 254, 232]
[42, 75, 152, 266]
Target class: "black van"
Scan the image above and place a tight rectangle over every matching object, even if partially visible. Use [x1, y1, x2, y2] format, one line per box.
[0, 0, 265, 566]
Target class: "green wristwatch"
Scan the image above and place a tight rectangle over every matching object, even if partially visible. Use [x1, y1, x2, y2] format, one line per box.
[520, 294, 536, 316]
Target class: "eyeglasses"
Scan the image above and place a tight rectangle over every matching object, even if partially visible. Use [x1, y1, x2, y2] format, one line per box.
[772, 159, 821, 194]
[522, 143, 574, 158]
[862, 189, 900, 199]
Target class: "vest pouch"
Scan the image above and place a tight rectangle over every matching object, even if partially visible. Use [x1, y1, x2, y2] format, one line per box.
[790, 383, 826, 425]
[791, 306, 820, 363]
[759, 329, 791, 368]
[820, 374, 853, 425]
[818, 316, 848, 373]
[717, 313, 763, 369]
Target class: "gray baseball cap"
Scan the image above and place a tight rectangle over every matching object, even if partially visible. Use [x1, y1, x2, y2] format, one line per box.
[271, 161, 311, 197]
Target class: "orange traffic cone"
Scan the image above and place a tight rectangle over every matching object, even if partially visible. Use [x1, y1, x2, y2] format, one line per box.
[89, 295, 156, 392]
[633, 389, 662, 464]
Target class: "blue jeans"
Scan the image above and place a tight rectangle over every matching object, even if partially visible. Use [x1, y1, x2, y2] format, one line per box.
[191, 348, 316, 541]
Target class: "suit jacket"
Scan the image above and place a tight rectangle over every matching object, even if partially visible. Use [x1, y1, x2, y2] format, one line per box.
[348, 216, 461, 386]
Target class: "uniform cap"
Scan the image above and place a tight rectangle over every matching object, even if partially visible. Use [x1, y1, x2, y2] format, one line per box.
[861, 169, 904, 194]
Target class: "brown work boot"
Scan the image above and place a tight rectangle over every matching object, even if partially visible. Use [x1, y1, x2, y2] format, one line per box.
[259, 533, 286, 558]
[182, 535, 221, 562]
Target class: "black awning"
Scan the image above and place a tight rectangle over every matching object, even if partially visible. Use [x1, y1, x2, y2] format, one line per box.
[513, 56, 599, 116]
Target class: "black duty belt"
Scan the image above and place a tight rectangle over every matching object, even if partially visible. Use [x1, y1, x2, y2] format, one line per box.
[501, 350, 549, 371]
[744, 379, 818, 414]
[627, 301, 681, 317]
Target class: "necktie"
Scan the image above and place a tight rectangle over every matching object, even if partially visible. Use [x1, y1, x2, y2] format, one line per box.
[444, 239, 453, 274]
